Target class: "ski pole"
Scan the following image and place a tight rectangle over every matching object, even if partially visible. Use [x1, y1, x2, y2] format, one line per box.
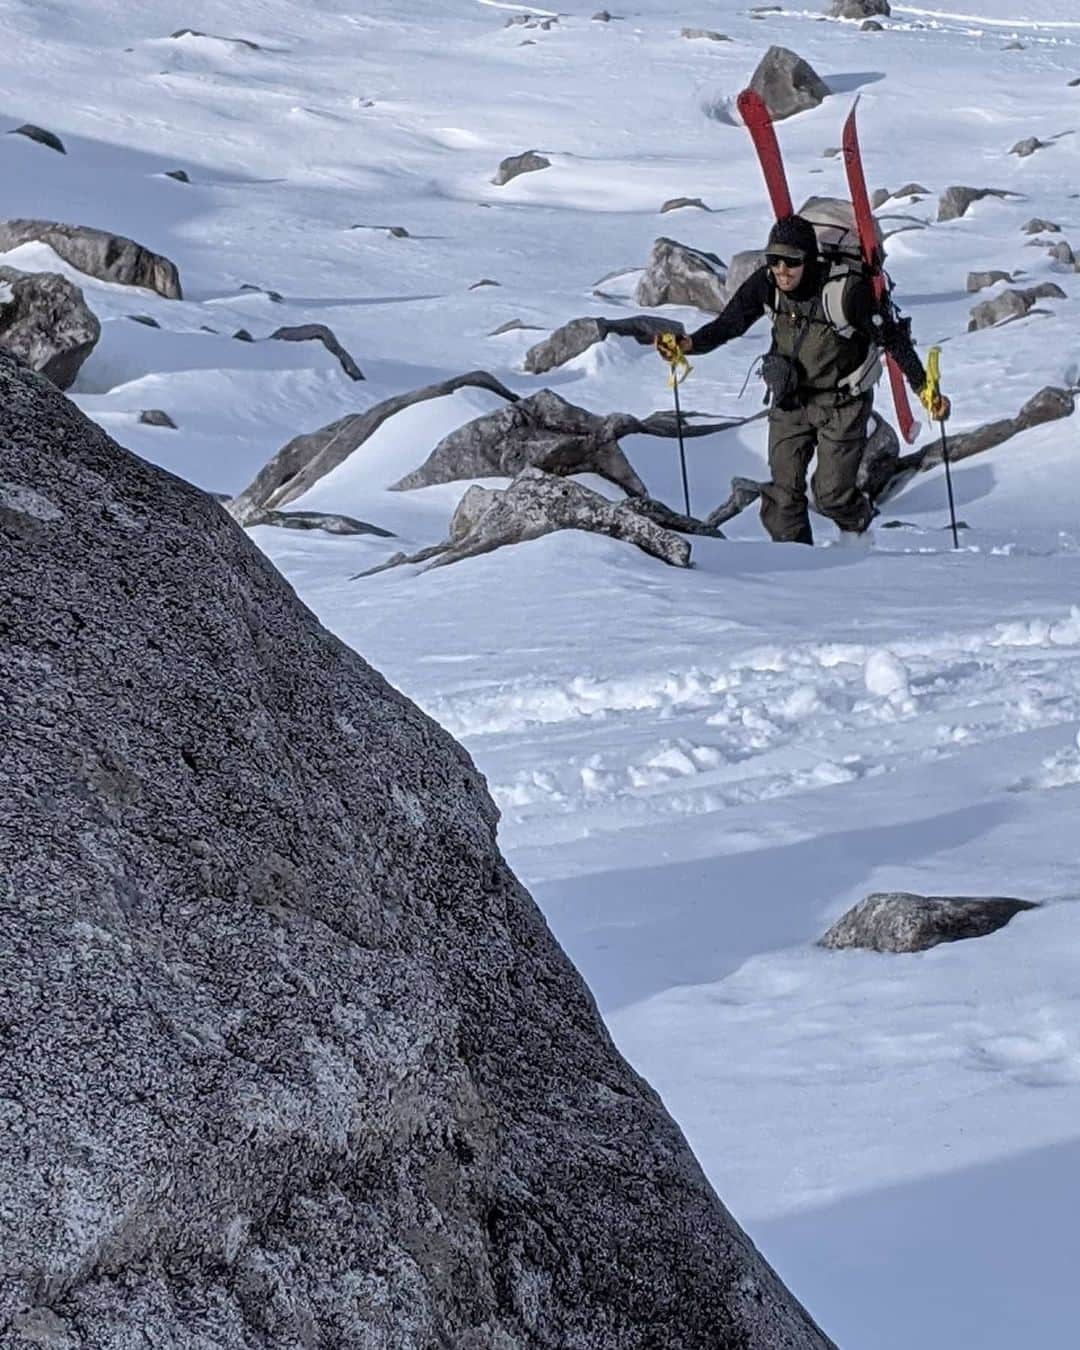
[657, 332, 693, 517]
[922, 347, 958, 549]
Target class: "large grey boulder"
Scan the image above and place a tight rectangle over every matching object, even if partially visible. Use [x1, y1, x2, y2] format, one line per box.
[966, 269, 1014, 292]
[0, 265, 100, 388]
[392, 389, 649, 495]
[0, 219, 182, 298]
[820, 892, 1038, 953]
[356, 466, 696, 575]
[936, 186, 1014, 222]
[523, 313, 682, 374]
[635, 236, 728, 312]
[0, 351, 834, 1349]
[967, 282, 1066, 331]
[726, 248, 766, 295]
[748, 46, 830, 122]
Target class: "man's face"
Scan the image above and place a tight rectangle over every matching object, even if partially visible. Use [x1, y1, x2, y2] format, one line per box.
[768, 254, 806, 293]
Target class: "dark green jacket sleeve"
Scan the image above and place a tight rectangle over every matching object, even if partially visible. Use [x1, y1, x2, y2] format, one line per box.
[689, 267, 771, 354]
[845, 277, 927, 393]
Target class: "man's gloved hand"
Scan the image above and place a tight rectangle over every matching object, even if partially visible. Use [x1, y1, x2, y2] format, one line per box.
[655, 332, 692, 361]
[929, 392, 951, 421]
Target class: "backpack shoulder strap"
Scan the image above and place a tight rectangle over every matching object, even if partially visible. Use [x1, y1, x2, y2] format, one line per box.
[821, 268, 856, 340]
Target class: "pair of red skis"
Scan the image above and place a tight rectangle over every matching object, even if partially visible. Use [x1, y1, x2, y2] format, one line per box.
[736, 90, 918, 444]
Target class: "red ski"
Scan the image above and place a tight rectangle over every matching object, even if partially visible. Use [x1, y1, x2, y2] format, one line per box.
[842, 98, 920, 444]
[736, 89, 793, 219]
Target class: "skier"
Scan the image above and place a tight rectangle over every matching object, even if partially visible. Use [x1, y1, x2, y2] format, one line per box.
[657, 214, 950, 545]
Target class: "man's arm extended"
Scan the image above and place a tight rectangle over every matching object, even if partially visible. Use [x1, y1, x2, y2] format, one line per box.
[687, 267, 771, 353]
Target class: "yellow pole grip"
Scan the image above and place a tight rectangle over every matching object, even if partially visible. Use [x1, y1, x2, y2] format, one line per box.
[921, 346, 941, 415]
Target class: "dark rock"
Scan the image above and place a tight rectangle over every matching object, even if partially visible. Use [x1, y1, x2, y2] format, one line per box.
[0, 351, 835, 1348]
[492, 150, 551, 185]
[636, 237, 727, 312]
[1002, 39, 1025, 50]
[967, 282, 1066, 331]
[356, 467, 693, 576]
[870, 186, 889, 208]
[232, 328, 254, 342]
[681, 27, 731, 40]
[893, 181, 930, 197]
[1022, 216, 1061, 234]
[487, 318, 546, 336]
[164, 168, 190, 182]
[937, 186, 1014, 222]
[523, 314, 687, 374]
[0, 219, 182, 298]
[823, 146, 842, 159]
[350, 223, 410, 238]
[1010, 137, 1047, 157]
[469, 278, 500, 289]
[137, 409, 177, 428]
[0, 266, 100, 389]
[229, 371, 521, 523]
[706, 476, 767, 527]
[748, 46, 829, 121]
[392, 390, 648, 496]
[660, 196, 710, 213]
[857, 411, 900, 501]
[269, 323, 364, 381]
[828, 0, 889, 16]
[8, 123, 66, 154]
[1049, 240, 1077, 268]
[240, 283, 284, 303]
[169, 28, 260, 48]
[592, 10, 614, 19]
[966, 269, 1013, 292]
[726, 248, 766, 294]
[820, 892, 1038, 952]
[1070, 77, 1080, 87]
[127, 313, 161, 327]
[922, 386, 1075, 467]
[860, 18, 884, 29]
[244, 508, 395, 536]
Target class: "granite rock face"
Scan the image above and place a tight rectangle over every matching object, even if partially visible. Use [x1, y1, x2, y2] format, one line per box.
[0, 265, 100, 388]
[820, 892, 1038, 953]
[0, 352, 834, 1349]
[0, 218, 182, 298]
[748, 46, 830, 121]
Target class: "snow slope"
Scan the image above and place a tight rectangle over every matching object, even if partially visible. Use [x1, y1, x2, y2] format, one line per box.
[5, 1, 1080, 1344]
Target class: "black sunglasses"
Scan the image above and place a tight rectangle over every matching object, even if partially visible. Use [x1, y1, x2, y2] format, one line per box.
[766, 252, 806, 269]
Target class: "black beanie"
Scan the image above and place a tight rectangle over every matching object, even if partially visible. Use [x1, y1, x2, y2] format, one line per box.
[765, 215, 818, 260]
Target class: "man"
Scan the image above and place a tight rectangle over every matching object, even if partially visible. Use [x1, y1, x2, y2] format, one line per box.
[658, 214, 950, 545]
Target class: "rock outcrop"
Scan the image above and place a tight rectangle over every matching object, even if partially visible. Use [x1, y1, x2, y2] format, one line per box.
[0, 351, 834, 1349]
[492, 150, 550, 186]
[636, 237, 728, 312]
[0, 266, 100, 388]
[269, 323, 364, 381]
[356, 466, 698, 575]
[0, 219, 182, 298]
[748, 46, 830, 121]
[820, 892, 1038, 952]
[967, 282, 1066, 331]
[936, 186, 1013, 222]
[8, 123, 66, 153]
[523, 313, 681, 374]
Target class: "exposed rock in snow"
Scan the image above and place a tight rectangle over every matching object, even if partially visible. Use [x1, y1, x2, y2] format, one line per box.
[356, 467, 695, 575]
[228, 370, 520, 524]
[169, 27, 260, 48]
[1049, 240, 1078, 269]
[936, 186, 1014, 222]
[861, 18, 884, 29]
[967, 283, 1066, 331]
[1022, 217, 1061, 235]
[269, 323, 364, 381]
[635, 237, 727, 313]
[660, 196, 711, 213]
[523, 313, 684, 374]
[828, 0, 890, 18]
[0, 351, 834, 1350]
[391, 388, 755, 497]
[922, 386, 1076, 466]
[748, 46, 830, 121]
[726, 248, 766, 294]
[245, 507, 395, 536]
[7, 122, 65, 153]
[137, 409, 177, 428]
[0, 219, 182, 298]
[1010, 137, 1047, 157]
[820, 892, 1038, 953]
[492, 150, 550, 185]
[0, 265, 99, 389]
[681, 28, 731, 41]
[966, 269, 1014, 292]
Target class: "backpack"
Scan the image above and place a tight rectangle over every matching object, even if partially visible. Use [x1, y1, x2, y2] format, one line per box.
[763, 196, 885, 396]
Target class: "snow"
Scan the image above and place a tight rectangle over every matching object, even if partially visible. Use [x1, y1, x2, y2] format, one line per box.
[5, 0, 1080, 1343]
